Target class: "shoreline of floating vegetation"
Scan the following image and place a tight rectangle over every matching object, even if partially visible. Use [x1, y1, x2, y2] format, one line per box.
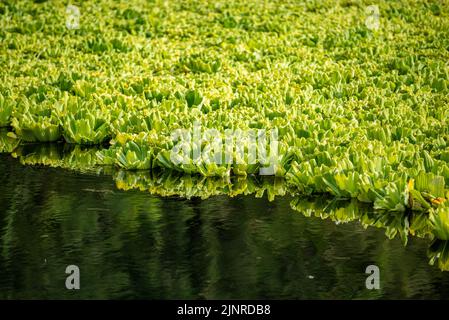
[1, 1, 449, 254]
[2, 143, 449, 272]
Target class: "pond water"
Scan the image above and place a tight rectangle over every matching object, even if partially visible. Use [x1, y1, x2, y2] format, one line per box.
[1, 153, 449, 299]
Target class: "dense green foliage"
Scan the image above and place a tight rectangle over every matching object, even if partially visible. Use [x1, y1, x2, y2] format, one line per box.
[1, 0, 449, 215]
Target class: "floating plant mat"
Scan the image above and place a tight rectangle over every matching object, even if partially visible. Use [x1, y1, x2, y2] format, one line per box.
[1, 1, 449, 211]
[1, 1, 449, 270]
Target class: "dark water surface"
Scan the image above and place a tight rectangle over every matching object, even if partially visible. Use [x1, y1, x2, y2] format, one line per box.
[1, 154, 449, 299]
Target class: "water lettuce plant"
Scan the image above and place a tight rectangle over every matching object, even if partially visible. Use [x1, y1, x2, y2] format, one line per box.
[429, 204, 449, 241]
[11, 116, 61, 142]
[10, 98, 61, 142]
[116, 141, 155, 170]
[0, 94, 14, 127]
[59, 107, 110, 145]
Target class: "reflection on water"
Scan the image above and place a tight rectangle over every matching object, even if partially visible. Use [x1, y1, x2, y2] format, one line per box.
[1, 142, 449, 298]
[0, 129, 20, 154]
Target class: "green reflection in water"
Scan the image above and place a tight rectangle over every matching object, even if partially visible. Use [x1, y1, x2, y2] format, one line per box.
[0, 129, 20, 154]
[1, 143, 449, 299]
